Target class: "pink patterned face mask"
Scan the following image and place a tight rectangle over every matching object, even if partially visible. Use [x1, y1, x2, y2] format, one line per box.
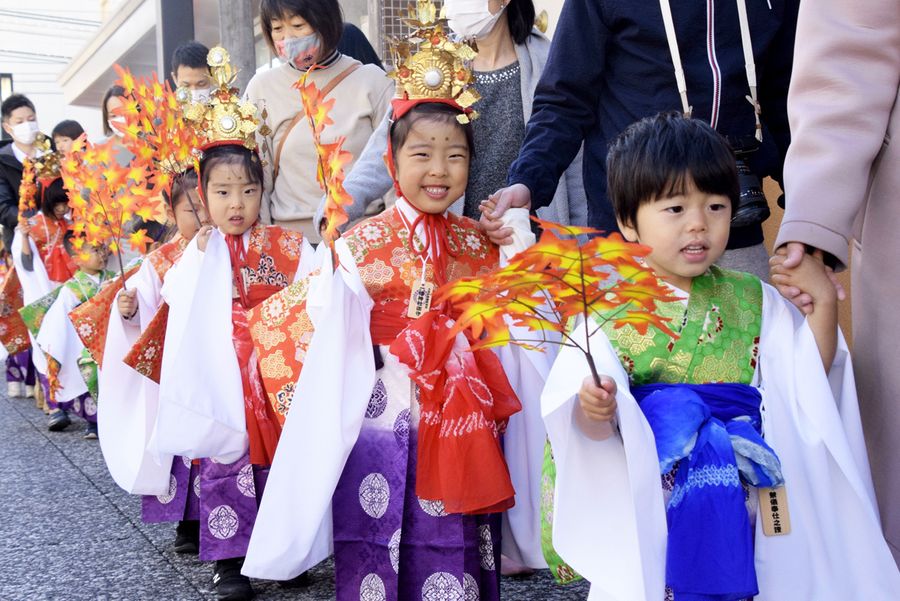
[275, 33, 322, 70]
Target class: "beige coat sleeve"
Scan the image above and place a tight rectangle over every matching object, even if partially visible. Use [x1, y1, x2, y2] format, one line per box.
[775, 0, 900, 268]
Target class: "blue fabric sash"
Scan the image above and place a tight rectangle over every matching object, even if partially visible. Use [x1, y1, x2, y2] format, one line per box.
[632, 383, 784, 601]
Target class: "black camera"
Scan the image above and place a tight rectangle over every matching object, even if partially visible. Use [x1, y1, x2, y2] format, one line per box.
[728, 136, 771, 228]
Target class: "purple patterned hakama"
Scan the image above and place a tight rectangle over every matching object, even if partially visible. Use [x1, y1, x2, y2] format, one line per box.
[332, 367, 501, 601]
[6, 349, 35, 385]
[39, 372, 96, 422]
[196, 452, 268, 561]
[141, 455, 201, 523]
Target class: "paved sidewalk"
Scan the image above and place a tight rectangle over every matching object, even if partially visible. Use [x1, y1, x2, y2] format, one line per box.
[0, 392, 590, 600]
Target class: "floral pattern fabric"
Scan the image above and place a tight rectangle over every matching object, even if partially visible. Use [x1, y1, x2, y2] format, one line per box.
[0, 270, 30, 354]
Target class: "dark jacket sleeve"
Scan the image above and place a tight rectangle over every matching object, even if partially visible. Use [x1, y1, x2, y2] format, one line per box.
[20, 250, 33, 272]
[758, 0, 800, 190]
[0, 177, 18, 231]
[507, 0, 610, 209]
[339, 23, 384, 70]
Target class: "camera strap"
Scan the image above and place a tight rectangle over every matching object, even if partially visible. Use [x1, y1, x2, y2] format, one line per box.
[659, 0, 763, 142]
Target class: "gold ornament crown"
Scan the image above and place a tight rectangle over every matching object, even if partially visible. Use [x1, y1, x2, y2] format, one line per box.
[32, 134, 61, 182]
[182, 46, 260, 150]
[387, 0, 481, 123]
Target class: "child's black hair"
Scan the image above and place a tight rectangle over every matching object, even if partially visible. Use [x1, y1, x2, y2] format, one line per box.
[606, 111, 739, 229]
[1, 94, 35, 122]
[101, 85, 126, 136]
[390, 103, 475, 164]
[171, 41, 211, 74]
[38, 178, 68, 218]
[51, 120, 85, 145]
[165, 168, 199, 210]
[506, 0, 537, 45]
[259, 0, 344, 58]
[199, 145, 264, 198]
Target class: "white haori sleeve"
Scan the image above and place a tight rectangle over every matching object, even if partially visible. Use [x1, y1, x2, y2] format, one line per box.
[292, 235, 317, 283]
[498, 325, 556, 569]
[154, 231, 247, 464]
[129, 257, 164, 331]
[243, 239, 377, 580]
[35, 285, 88, 403]
[541, 319, 668, 601]
[98, 262, 173, 495]
[753, 284, 900, 600]
[11, 230, 53, 304]
[11, 231, 54, 375]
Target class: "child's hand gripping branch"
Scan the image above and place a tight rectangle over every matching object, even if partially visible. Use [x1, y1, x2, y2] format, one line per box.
[770, 249, 838, 371]
[576, 375, 619, 440]
[195, 225, 214, 252]
[117, 288, 138, 320]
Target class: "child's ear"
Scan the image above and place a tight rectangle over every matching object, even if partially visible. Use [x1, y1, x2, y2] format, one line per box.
[617, 218, 639, 243]
[382, 152, 392, 173]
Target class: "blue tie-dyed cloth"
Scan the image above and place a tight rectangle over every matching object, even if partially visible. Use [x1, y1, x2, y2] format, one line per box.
[632, 383, 784, 601]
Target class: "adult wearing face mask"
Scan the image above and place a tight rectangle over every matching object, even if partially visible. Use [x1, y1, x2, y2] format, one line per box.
[170, 41, 214, 104]
[314, 0, 586, 230]
[0, 94, 41, 252]
[245, 0, 394, 242]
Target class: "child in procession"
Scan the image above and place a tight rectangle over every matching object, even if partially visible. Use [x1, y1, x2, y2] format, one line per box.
[241, 17, 535, 599]
[35, 240, 113, 438]
[540, 112, 900, 600]
[100, 169, 209, 555]
[152, 46, 314, 601]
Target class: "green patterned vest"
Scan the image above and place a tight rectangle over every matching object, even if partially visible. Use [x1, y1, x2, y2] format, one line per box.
[65, 270, 113, 304]
[67, 270, 113, 400]
[541, 267, 763, 584]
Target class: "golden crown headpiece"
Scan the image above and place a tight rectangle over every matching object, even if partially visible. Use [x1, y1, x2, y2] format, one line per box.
[182, 46, 259, 151]
[387, 0, 480, 123]
[32, 134, 61, 183]
[18, 134, 60, 221]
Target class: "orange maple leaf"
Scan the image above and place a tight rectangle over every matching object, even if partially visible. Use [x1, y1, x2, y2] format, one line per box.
[127, 229, 154, 254]
[437, 223, 678, 385]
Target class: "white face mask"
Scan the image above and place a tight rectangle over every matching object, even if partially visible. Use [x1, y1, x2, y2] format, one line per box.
[108, 116, 126, 137]
[445, 0, 507, 40]
[10, 121, 39, 145]
[190, 87, 213, 103]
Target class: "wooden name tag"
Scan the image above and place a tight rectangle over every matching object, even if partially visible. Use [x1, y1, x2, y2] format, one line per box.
[758, 486, 791, 536]
[407, 281, 434, 318]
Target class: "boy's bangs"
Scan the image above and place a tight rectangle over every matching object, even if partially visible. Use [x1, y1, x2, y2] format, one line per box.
[640, 132, 739, 205]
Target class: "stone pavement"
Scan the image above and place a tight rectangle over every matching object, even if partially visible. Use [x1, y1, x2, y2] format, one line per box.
[0, 392, 590, 600]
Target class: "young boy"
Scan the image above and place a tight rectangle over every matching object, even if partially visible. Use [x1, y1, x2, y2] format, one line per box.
[170, 41, 212, 102]
[36, 241, 113, 438]
[541, 112, 900, 600]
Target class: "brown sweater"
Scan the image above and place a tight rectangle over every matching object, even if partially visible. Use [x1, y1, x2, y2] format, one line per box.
[245, 55, 394, 224]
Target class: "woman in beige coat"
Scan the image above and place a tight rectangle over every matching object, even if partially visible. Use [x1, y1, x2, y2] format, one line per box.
[775, 0, 900, 565]
[245, 0, 393, 243]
